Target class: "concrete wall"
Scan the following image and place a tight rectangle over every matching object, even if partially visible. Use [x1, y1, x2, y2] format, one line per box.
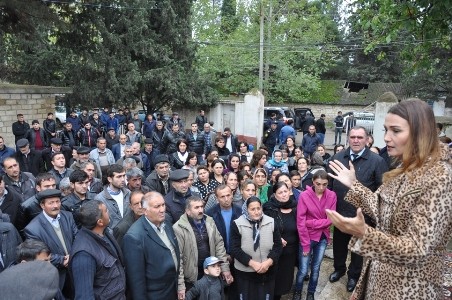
[0, 84, 71, 147]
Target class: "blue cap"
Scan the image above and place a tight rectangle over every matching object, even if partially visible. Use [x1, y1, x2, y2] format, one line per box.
[203, 256, 224, 269]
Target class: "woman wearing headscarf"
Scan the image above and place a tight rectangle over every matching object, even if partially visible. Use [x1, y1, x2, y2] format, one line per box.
[264, 149, 289, 179]
[263, 182, 299, 300]
[230, 197, 283, 300]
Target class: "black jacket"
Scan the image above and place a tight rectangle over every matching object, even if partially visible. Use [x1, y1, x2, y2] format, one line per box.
[43, 119, 56, 138]
[0, 220, 22, 270]
[186, 131, 206, 155]
[61, 192, 95, 227]
[16, 195, 40, 233]
[161, 130, 186, 154]
[164, 190, 200, 224]
[60, 129, 79, 148]
[12, 121, 30, 142]
[0, 187, 22, 227]
[42, 146, 73, 170]
[151, 129, 165, 150]
[3, 172, 36, 202]
[145, 170, 172, 196]
[112, 211, 136, 247]
[315, 118, 326, 134]
[15, 149, 45, 176]
[195, 115, 208, 130]
[78, 128, 100, 148]
[328, 147, 388, 219]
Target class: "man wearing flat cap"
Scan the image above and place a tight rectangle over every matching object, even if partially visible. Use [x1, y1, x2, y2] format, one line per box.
[70, 146, 102, 179]
[105, 127, 120, 150]
[42, 137, 72, 171]
[24, 189, 78, 298]
[164, 169, 201, 224]
[15, 138, 45, 176]
[145, 154, 172, 196]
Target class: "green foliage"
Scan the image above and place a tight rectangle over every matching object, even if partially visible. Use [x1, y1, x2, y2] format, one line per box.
[0, 0, 219, 112]
[192, 0, 339, 103]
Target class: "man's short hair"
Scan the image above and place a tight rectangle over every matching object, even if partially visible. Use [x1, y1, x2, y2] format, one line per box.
[126, 167, 143, 179]
[214, 184, 231, 197]
[80, 161, 95, 170]
[185, 196, 204, 210]
[17, 114, 23, 117]
[36, 173, 56, 186]
[106, 164, 125, 178]
[69, 169, 89, 183]
[16, 240, 50, 263]
[59, 177, 71, 192]
[77, 200, 103, 230]
[122, 158, 137, 168]
[97, 137, 106, 143]
[50, 152, 65, 162]
[47, 112, 53, 116]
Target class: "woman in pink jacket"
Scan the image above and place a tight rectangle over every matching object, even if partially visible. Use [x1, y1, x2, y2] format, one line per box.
[294, 170, 337, 300]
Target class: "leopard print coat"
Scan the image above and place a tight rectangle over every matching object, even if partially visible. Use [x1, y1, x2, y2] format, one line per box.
[346, 143, 451, 300]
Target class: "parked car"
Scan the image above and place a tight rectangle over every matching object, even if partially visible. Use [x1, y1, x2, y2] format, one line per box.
[55, 105, 67, 128]
[293, 107, 315, 130]
[342, 111, 375, 134]
[263, 106, 295, 130]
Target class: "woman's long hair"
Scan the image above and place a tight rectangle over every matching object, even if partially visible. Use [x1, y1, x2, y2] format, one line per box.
[383, 98, 440, 183]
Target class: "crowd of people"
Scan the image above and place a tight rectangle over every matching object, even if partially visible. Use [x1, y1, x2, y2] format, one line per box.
[0, 101, 450, 300]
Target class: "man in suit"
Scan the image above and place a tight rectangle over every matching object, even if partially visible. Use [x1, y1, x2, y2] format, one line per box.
[113, 190, 145, 247]
[112, 134, 130, 161]
[24, 189, 78, 297]
[123, 191, 182, 300]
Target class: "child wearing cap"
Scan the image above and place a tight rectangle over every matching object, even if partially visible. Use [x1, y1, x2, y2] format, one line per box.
[185, 256, 225, 300]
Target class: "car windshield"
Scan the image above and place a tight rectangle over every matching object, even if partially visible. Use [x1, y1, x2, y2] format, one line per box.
[284, 110, 295, 119]
[55, 106, 65, 113]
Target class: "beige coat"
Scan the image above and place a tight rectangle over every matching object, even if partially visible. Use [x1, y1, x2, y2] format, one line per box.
[173, 214, 230, 290]
[346, 144, 452, 300]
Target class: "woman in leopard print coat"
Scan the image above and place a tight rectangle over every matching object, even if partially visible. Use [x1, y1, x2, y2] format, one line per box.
[327, 99, 452, 300]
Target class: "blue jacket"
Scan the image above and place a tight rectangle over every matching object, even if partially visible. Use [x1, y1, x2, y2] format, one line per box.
[112, 142, 131, 161]
[89, 148, 116, 166]
[143, 120, 156, 138]
[106, 117, 119, 133]
[0, 146, 15, 166]
[66, 116, 81, 132]
[279, 125, 296, 144]
[100, 112, 110, 128]
[301, 133, 321, 155]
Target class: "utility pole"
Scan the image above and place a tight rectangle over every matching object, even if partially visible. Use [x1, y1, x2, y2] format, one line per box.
[264, 0, 272, 95]
[258, 0, 264, 93]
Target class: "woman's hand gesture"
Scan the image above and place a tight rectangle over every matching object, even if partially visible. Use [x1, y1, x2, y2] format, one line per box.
[328, 160, 357, 188]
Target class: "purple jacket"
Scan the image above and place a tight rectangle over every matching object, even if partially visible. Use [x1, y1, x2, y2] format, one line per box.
[297, 185, 337, 253]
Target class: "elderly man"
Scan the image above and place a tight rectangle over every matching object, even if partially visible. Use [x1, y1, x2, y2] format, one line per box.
[89, 137, 115, 175]
[0, 174, 22, 227]
[126, 167, 150, 193]
[174, 196, 232, 293]
[94, 164, 131, 228]
[2, 157, 36, 202]
[71, 200, 126, 300]
[105, 127, 120, 150]
[145, 154, 172, 195]
[202, 123, 216, 155]
[41, 138, 72, 170]
[123, 191, 181, 300]
[24, 189, 78, 297]
[70, 146, 102, 179]
[15, 138, 45, 176]
[164, 169, 201, 224]
[80, 161, 102, 194]
[113, 190, 145, 247]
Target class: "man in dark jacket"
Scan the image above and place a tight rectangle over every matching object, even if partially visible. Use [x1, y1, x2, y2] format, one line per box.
[327, 126, 388, 292]
[2, 157, 36, 202]
[143, 114, 156, 139]
[113, 190, 145, 247]
[206, 185, 241, 254]
[24, 189, 78, 297]
[66, 111, 81, 133]
[60, 122, 79, 149]
[301, 111, 315, 136]
[315, 114, 326, 144]
[16, 173, 57, 233]
[161, 123, 186, 155]
[105, 127, 120, 150]
[43, 112, 57, 141]
[15, 139, 45, 177]
[195, 110, 208, 130]
[142, 138, 157, 172]
[221, 127, 238, 153]
[164, 169, 201, 224]
[145, 154, 172, 196]
[123, 191, 181, 300]
[78, 122, 100, 149]
[166, 112, 184, 132]
[0, 137, 15, 169]
[301, 125, 321, 158]
[262, 121, 279, 153]
[25, 120, 47, 150]
[0, 175, 22, 227]
[12, 114, 30, 143]
[42, 138, 72, 170]
[151, 121, 165, 155]
[70, 200, 126, 300]
[186, 123, 206, 163]
[0, 213, 22, 273]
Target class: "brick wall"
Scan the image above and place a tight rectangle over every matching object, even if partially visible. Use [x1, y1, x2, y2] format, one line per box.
[0, 84, 71, 147]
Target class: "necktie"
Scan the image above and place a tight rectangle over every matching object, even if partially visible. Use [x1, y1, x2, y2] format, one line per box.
[351, 154, 358, 161]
